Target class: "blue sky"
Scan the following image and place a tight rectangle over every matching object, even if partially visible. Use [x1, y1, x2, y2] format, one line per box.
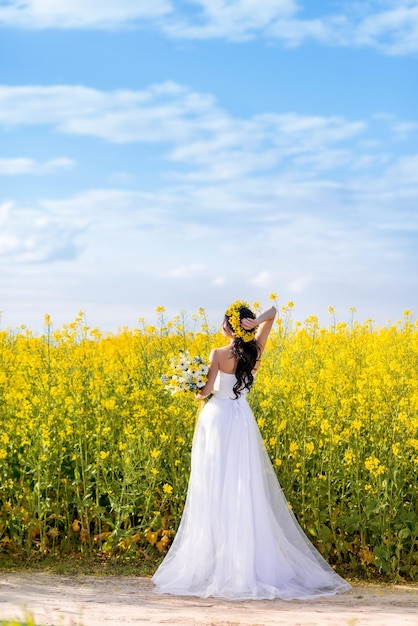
[1, 0, 417, 332]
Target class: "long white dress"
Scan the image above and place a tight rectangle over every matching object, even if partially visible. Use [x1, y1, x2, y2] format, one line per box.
[152, 371, 351, 600]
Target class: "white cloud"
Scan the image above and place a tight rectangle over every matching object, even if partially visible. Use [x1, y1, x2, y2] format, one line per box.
[0, 201, 12, 225]
[284, 2, 418, 55]
[0, 83, 218, 144]
[267, 15, 339, 47]
[0, 157, 75, 175]
[2, 150, 417, 330]
[0, 84, 108, 126]
[287, 275, 314, 294]
[169, 112, 365, 181]
[0, 83, 368, 184]
[40, 188, 166, 219]
[1, 80, 417, 330]
[169, 1, 418, 56]
[0, 0, 417, 55]
[353, 2, 418, 55]
[250, 271, 271, 287]
[212, 276, 227, 287]
[0, 83, 410, 227]
[166, 264, 207, 279]
[384, 154, 418, 186]
[391, 122, 418, 142]
[292, 150, 351, 172]
[0, 0, 171, 29]
[163, 0, 297, 41]
[0, 201, 83, 263]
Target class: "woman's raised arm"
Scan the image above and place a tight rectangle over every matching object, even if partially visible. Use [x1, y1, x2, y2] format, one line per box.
[241, 305, 277, 356]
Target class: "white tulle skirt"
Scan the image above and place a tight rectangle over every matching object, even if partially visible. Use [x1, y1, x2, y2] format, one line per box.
[152, 388, 351, 600]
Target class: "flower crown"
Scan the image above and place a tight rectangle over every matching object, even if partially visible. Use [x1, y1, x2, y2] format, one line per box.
[225, 300, 256, 343]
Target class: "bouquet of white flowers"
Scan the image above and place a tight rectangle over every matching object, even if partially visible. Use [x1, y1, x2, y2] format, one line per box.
[162, 350, 209, 395]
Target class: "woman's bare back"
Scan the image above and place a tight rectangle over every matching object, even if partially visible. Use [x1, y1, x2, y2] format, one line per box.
[215, 345, 237, 374]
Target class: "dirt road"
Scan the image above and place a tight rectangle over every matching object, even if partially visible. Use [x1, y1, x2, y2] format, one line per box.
[1, 573, 418, 625]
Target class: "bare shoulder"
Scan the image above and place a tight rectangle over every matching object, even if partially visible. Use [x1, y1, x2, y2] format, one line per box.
[216, 345, 234, 360]
[210, 346, 220, 357]
[209, 347, 225, 363]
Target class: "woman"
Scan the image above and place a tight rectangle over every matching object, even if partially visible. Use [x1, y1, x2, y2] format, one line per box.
[152, 301, 350, 600]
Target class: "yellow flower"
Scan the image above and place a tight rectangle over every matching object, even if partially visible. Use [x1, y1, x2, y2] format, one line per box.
[278, 419, 287, 432]
[320, 419, 331, 434]
[162, 483, 173, 495]
[305, 442, 315, 454]
[225, 300, 256, 343]
[151, 448, 161, 459]
[365, 455, 386, 477]
[392, 442, 400, 457]
[100, 451, 109, 460]
[343, 449, 355, 465]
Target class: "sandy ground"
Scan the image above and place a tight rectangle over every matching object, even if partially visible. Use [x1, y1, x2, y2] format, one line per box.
[0, 573, 417, 626]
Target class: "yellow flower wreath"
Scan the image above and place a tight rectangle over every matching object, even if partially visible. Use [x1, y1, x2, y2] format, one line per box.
[225, 300, 256, 343]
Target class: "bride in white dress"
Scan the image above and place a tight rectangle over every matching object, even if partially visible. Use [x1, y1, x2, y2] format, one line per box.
[152, 301, 351, 600]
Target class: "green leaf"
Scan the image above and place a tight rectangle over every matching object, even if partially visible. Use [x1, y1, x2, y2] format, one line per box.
[398, 528, 410, 540]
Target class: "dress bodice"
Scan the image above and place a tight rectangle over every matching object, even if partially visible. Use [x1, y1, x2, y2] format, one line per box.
[213, 371, 247, 400]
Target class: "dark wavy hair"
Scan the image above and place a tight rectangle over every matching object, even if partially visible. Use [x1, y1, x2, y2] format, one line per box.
[224, 306, 260, 399]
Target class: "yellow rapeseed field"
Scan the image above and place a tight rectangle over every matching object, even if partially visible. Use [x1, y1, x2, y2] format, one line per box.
[0, 302, 417, 581]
